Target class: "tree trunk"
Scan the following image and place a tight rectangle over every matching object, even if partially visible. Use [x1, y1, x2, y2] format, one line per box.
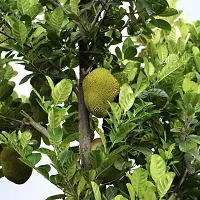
[78, 39, 91, 168]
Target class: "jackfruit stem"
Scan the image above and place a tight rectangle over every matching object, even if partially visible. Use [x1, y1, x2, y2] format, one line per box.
[78, 39, 91, 168]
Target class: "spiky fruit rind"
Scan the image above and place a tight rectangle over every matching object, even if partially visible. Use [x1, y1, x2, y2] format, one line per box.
[83, 68, 119, 117]
[1, 147, 32, 184]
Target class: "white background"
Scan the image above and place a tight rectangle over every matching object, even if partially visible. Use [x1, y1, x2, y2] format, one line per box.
[0, 0, 200, 199]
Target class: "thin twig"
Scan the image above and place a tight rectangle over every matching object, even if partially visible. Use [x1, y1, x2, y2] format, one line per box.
[91, 6, 104, 27]
[20, 110, 48, 138]
[73, 83, 79, 97]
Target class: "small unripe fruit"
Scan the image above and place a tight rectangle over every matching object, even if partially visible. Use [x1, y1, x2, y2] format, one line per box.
[91, 138, 103, 150]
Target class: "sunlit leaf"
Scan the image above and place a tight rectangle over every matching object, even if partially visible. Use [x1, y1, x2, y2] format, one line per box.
[156, 172, 175, 198]
[119, 84, 135, 114]
[150, 154, 166, 183]
[17, 0, 30, 14]
[158, 44, 168, 62]
[19, 130, 32, 149]
[52, 79, 72, 104]
[48, 107, 62, 129]
[127, 168, 148, 195]
[91, 181, 101, 200]
[126, 183, 135, 200]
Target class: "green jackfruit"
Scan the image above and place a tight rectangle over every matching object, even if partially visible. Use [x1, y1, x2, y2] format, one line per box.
[1, 147, 32, 184]
[83, 68, 119, 118]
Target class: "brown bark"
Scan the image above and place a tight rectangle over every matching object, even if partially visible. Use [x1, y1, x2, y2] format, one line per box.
[78, 39, 91, 168]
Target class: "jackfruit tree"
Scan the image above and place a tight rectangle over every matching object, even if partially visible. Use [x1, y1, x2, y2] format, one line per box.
[1, 0, 200, 199]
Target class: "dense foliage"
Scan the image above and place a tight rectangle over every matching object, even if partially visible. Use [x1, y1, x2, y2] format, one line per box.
[1, 0, 200, 199]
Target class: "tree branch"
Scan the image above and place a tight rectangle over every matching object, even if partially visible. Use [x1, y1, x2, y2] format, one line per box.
[168, 169, 188, 200]
[20, 110, 48, 138]
[91, 6, 104, 27]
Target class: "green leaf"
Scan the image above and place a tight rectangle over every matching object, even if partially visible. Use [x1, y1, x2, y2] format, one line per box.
[37, 148, 56, 157]
[20, 158, 35, 168]
[189, 135, 200, 144]
[123, 62, 138, 82]
[109, 145, 130, 158]
[134, 147, 152, 156]
[95, 128, 107, 152]
[26, 4, 43, 19]
[27, 153, 42, 165]
[89, 150, 105, 169]
[36, 164, 51, 179]
[91, 181, 101, 200]
[19, 130, 32, 149]
[77, 176, 86, 197]
[60, 150, 79, 169]
[52, 79, 72, 104]
[141, 88, 168, 98]
[0, 82, 13, 101]
[4, 64, 18, 80]
[113, 195, 127, 200]
[157, 60, 184, 82]
[96, 161, 113, 178]
[60, 133, 79, 151]
[169, 26, 181, 43]
[13, 21, 27, 45]
[110, 121, 137, 144]
[150, 154, 166, 183]
[126, 183, 135, 200]
[182, 78, 197, 93]
[46, 194, 66, 200]
[0, 134, 8, 144]
[144, 58, 155, 78]
[109, 102, 121, 124]
[48, 107, 62, 129]
[124, 46, 137, 60]
[119, 84, 135, 114]
[158, 44, 168, 62]
[122, 38, 134, 53]
[50, 7, 64, 30]
[127, 168, 148, 196]
[177, 37, 185, 53]
[158, 8, 178, 17]
[142, 188, 157, 200]
[194, 56, 200, 72]
[66, 164, 76, 180]
[17, 0, 30, 14]
[156, 172, 175, 198]
[48, 127, 63, 144]
[151, 19, 171, 31]
[106, 186, 119, 200]
[192, 46, 199, 56]
[70, 0, 80, 15]
[46, 76, 54, 91]
[115, 46, 122, 59]
[179, 140, 197, 153]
